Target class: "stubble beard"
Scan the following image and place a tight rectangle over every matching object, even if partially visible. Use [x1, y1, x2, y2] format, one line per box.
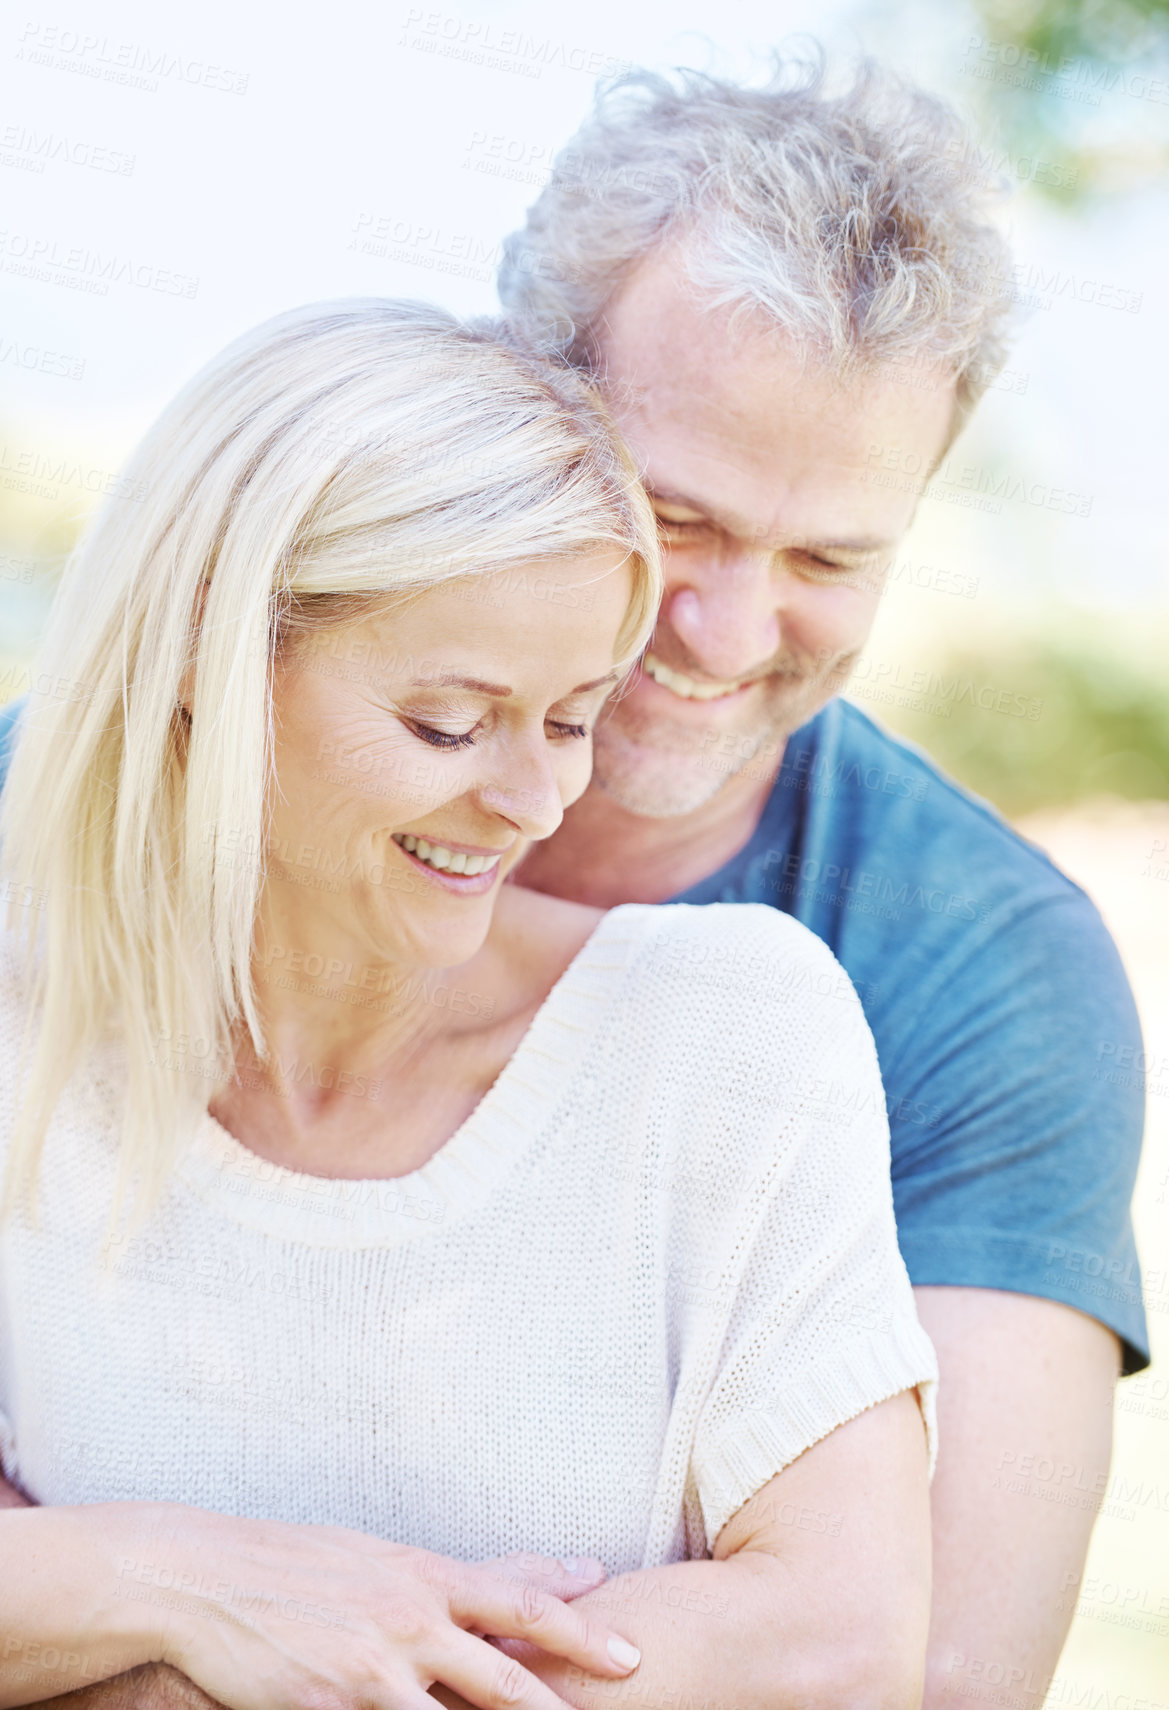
[590, 659, 852, 819]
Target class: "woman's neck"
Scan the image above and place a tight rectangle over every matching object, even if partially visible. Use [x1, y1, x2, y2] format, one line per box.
[208, 884, 604, 1180]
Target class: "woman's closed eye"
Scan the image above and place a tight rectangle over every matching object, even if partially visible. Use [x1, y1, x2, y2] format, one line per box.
[410, 721, 478, 750]
[409, 718, 591, 750]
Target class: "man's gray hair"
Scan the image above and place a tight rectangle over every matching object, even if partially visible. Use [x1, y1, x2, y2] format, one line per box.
[498, 50, 1015, 424]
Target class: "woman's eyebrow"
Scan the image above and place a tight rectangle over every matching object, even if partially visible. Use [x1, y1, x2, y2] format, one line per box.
[409, 674, 513, 697]
[408, 668, 621, 698]
[571, 668, 623, 694]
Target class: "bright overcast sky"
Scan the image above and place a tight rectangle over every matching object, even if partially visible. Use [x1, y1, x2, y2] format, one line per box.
[1, 0, 1165, 623]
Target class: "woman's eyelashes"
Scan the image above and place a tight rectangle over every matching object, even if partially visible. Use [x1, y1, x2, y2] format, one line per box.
[410, 722, 478, 750]
[408, 717, 591, 750]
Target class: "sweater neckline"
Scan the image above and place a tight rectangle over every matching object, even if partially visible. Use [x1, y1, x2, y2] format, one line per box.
[174, 902, 656, 1249]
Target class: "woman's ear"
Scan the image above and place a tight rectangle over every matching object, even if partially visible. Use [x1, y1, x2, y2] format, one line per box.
[178, 580, 211, 716]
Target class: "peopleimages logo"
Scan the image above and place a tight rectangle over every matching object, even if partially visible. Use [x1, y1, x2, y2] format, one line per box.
[0, 229, 198, 298]
[762, 850, 993, 924]
[847, 658, 1044, 721]
[16, 22, 250, 94]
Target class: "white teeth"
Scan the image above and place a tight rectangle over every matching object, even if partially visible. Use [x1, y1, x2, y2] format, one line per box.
[643, 652, 742, 701]
[392, 835, 501, 878]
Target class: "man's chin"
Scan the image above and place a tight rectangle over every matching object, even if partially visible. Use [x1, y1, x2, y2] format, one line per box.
[590, 737, 757, 819]
[588, 670, 841, 818]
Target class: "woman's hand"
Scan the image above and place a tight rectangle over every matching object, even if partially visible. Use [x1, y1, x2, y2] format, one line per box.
[30, 1551, 609, 1710]
[142, 1505, 640, 1710]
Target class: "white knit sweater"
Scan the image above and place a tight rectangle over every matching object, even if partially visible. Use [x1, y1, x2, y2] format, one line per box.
[0, 901, 936, 1571]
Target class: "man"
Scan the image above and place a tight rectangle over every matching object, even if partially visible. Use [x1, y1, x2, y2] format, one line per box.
[496, 52, 1147, 1710]
[0, 50, 1147, 1710]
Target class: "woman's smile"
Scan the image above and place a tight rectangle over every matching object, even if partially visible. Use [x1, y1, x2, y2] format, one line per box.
[391, 831, 506, 892]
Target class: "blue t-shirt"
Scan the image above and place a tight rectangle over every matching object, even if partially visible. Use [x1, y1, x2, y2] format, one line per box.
[0, 693, 1149, 1370]
[672, 697, 1149, 1373]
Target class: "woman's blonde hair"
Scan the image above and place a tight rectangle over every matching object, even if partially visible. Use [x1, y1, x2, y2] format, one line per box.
[0, 298, 661, 1246]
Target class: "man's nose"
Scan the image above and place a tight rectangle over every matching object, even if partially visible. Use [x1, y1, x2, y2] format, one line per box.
[663, 550, 781, 682]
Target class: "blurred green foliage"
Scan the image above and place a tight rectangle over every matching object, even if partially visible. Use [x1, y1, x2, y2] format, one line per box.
[969, 0, 1169, 199]
[880, 633, 1169, 814]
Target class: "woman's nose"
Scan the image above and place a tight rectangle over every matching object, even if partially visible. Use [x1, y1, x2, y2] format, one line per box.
[478, 738, 565, 844]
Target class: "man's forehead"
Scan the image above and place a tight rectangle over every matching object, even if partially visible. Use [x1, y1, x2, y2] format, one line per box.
[597, 255, 957, 545]
[612, 365, 925, 547]
[641, 443, 905, 553]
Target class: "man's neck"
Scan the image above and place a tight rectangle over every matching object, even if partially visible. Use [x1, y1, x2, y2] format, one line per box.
[517, 760, 781, 908]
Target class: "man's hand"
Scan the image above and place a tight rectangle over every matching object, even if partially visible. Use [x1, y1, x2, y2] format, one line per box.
[916, 1286, 1121, 1708]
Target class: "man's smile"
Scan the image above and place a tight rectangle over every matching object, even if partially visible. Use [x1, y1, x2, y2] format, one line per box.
[641, 650, 759, 703]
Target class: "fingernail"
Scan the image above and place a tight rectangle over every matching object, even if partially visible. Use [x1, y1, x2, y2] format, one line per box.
[561, 1556, 600, 1578]
[608, 1637, 641, 1670]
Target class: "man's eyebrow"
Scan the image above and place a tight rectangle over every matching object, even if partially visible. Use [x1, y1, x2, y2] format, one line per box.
[808, 537, 897, 555]
[408, 669, 621, 697]
[647, 488, 893, 555]
[648, 486, 756, 539]
[647, 485, 717, 517]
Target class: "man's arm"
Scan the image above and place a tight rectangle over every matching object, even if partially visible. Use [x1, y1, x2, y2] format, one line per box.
[437, 1388, 932, 1710]
[915, 1287, 1119, 1710]
[0, 1474, 31, 1512]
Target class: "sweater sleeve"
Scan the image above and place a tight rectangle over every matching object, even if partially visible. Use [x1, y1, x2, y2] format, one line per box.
[687, 942, 939, 1553]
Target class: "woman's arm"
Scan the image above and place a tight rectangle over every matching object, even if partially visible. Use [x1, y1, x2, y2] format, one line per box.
[0, 1494, 633, 1710]
[0, 1476, 212, 1710]
[5, 1395, 926, 1710]
[0, 1503, 177, 1707]
[437, 1390, 932, 1710]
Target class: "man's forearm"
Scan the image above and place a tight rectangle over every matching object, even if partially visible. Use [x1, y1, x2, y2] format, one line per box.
[24, 1670, 221, 1710]
[0, 1473, 31, 1511]
[916, 1288, 1120, 1710]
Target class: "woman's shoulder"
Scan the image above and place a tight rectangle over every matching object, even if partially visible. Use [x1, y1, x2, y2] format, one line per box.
[597, 900, 878, 1079]
[616, 900, 863, 1009]
[593, 903, 888, 1182]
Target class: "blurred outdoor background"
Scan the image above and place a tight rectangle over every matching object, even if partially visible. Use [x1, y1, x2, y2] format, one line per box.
[1, 0, 1166, 1699]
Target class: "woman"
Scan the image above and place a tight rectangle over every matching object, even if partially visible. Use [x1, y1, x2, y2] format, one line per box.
[0, 301, 937, 1710]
